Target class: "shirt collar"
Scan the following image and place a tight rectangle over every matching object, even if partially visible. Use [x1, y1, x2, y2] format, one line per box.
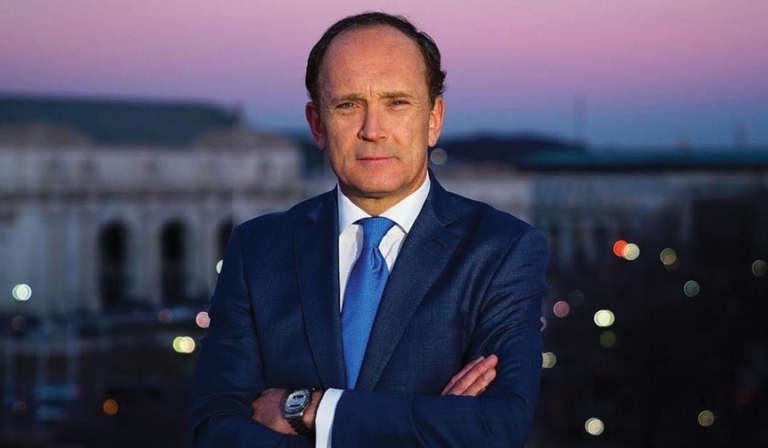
[337, 175, 431, 236]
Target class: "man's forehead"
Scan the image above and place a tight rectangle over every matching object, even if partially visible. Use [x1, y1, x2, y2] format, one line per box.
[318, 25, 428, 95]
[323, 25, 423, 68]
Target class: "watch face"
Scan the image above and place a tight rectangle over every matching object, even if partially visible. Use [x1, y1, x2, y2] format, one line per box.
[284, 390, 310, 413]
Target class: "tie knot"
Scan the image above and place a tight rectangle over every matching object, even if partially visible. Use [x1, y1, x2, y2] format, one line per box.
[358, 217, 395, 249]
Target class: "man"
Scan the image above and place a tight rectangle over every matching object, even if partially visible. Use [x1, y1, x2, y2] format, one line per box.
[186, 12, 548, 448]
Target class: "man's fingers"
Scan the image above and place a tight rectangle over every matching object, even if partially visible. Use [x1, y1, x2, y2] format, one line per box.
[463, 368, 496, 396]
[442, 354, 498, 396]
[441, 355, 485, 394]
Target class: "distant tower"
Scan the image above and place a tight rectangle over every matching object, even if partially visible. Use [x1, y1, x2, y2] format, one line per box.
[573, 97, 587, 144]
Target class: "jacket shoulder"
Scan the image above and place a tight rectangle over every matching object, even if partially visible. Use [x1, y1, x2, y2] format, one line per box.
[236, 190, 334, 237]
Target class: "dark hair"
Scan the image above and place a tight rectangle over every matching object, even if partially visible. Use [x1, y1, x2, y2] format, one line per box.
[305, 12, 447, 107]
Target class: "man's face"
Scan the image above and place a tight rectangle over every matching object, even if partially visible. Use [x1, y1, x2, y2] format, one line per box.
[306, 25, 444, 215]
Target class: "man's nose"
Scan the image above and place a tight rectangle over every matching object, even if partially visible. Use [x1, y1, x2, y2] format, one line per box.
[357, 106, 387, 142]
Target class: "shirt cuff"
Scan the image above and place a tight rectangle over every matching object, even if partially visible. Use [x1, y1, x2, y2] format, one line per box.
[315, 388, 344, 448]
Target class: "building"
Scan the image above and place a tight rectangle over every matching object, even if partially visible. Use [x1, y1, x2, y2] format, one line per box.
[0, 95, 303, 314]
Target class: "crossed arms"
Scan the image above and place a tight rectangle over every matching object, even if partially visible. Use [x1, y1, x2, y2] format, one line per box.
[185, 222, 548, 448]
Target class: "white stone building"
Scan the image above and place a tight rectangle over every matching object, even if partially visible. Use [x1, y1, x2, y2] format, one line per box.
[0, 96, 304, 314]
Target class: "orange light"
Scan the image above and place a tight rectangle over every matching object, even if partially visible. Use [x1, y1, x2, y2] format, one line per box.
[103, 398, 119, 416]
[613, 240, 628, 258]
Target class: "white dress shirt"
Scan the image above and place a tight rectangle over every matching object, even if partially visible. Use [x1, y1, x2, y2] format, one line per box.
[314, 175, 431, 448]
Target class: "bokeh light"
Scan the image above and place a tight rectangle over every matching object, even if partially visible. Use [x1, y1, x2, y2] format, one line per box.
[430, 148, 447, 165]
[12, 284, 32, 301]
[11, 316, 27, 332]
[600, 331, 617, 348]
[660, 248, 679, 270]
[542, 352, 557, 369]
[158, 308, 173, 324]
[196, 311, 210, 329]
[12, 400, 28, 416]
[553, 301, 570, 318]
[568, 289, 585, 306]
[684, 280, 701, 297]
[623, 243, 640, 261]
[613, 240, 628, 258]
[585, 418, 605, 436]
[216, 259, 223, 274]
[103, 398, 119, 416]
[660, 248, 677, 265]
[752, 260, 767, 277]
[698, 410, 715, 427]
[173, 336, 196, 354]
[593, 309, 615, 328]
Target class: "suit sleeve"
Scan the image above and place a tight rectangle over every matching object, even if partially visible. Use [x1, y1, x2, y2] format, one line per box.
[330, 227, 548, 448]
[184, 225, 314, 448]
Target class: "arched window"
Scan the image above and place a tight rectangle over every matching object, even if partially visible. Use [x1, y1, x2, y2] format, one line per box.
[99, 221, 128, 308]
[161, 221, 187, 305]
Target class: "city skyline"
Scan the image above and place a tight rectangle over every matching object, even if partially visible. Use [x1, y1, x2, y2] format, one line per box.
[1, 0, 767, 145]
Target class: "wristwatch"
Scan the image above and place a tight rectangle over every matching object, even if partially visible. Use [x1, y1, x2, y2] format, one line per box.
[283, 388, 315, 437]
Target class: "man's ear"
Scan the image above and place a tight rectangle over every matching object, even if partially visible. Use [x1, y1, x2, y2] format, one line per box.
[427, 96, 445, 147]
[305, 102, 326, 151]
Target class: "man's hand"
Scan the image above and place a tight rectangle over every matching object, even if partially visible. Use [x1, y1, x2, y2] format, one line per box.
[252, 388, 323, 435]
[252, 356, 497, 432]
[441, 355, 498, 396]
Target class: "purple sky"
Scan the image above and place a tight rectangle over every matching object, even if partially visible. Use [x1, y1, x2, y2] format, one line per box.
[1, 0, 767, 145]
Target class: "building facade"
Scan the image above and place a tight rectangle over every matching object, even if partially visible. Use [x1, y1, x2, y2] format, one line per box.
[0, 96, 303, 314]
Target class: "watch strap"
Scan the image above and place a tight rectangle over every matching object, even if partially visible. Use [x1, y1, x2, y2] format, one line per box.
[287, 414, 315, 438]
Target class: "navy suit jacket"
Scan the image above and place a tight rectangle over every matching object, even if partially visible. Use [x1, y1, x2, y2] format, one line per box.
[185, 175, 548, 448]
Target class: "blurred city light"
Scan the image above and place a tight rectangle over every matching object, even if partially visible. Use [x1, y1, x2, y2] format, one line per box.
[684, 280, 701, 297]
[12, 283, 32, 301]
[698, 410, 715, 427]
[553, 301, 570, 318]
[103, 398, 119, 416]
[11, 316, 26, 332]
[430, 148, 448, 165]
[196, 311, 210, 329]
[660, 248, 679, 271]
[752, 259, 767, 277]
[158, 308, 173, 324]
[660, 248, 677, 265]
[542, 352, 557, 369]
[216, 259, 223, 274]
[585, 418, 605, 436]
[568, 289, 585, 306]
[600, 331, 617, 348]
[613, 240, 628, 258]
[593, 309, 615, 327]
[173, 336, 196, 354]
[12, 400, 28, 416]
[623, 243, 640, 261]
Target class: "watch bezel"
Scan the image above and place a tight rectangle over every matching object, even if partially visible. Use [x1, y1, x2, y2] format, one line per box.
[283, 388, 315, 438]
[284, 389, 312, 415]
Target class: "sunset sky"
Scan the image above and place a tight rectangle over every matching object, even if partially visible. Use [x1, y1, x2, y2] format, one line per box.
[1, 0, 767, 145]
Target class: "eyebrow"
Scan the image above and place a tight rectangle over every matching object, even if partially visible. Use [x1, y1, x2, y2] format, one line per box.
[328, 91, 416, 104]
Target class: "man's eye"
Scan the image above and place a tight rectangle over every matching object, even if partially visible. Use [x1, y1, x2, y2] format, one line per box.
[337, 102, 355, 109]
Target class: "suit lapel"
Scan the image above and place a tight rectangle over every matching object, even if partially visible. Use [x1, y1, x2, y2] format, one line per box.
[293, 191, 347, 389]
[356, 179, 464, 391]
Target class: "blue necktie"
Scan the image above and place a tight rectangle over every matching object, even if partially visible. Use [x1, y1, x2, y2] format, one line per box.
[342, 217, 396, 389]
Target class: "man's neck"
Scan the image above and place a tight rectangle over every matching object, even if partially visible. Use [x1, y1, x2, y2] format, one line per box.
[339, 176, 429, 217]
